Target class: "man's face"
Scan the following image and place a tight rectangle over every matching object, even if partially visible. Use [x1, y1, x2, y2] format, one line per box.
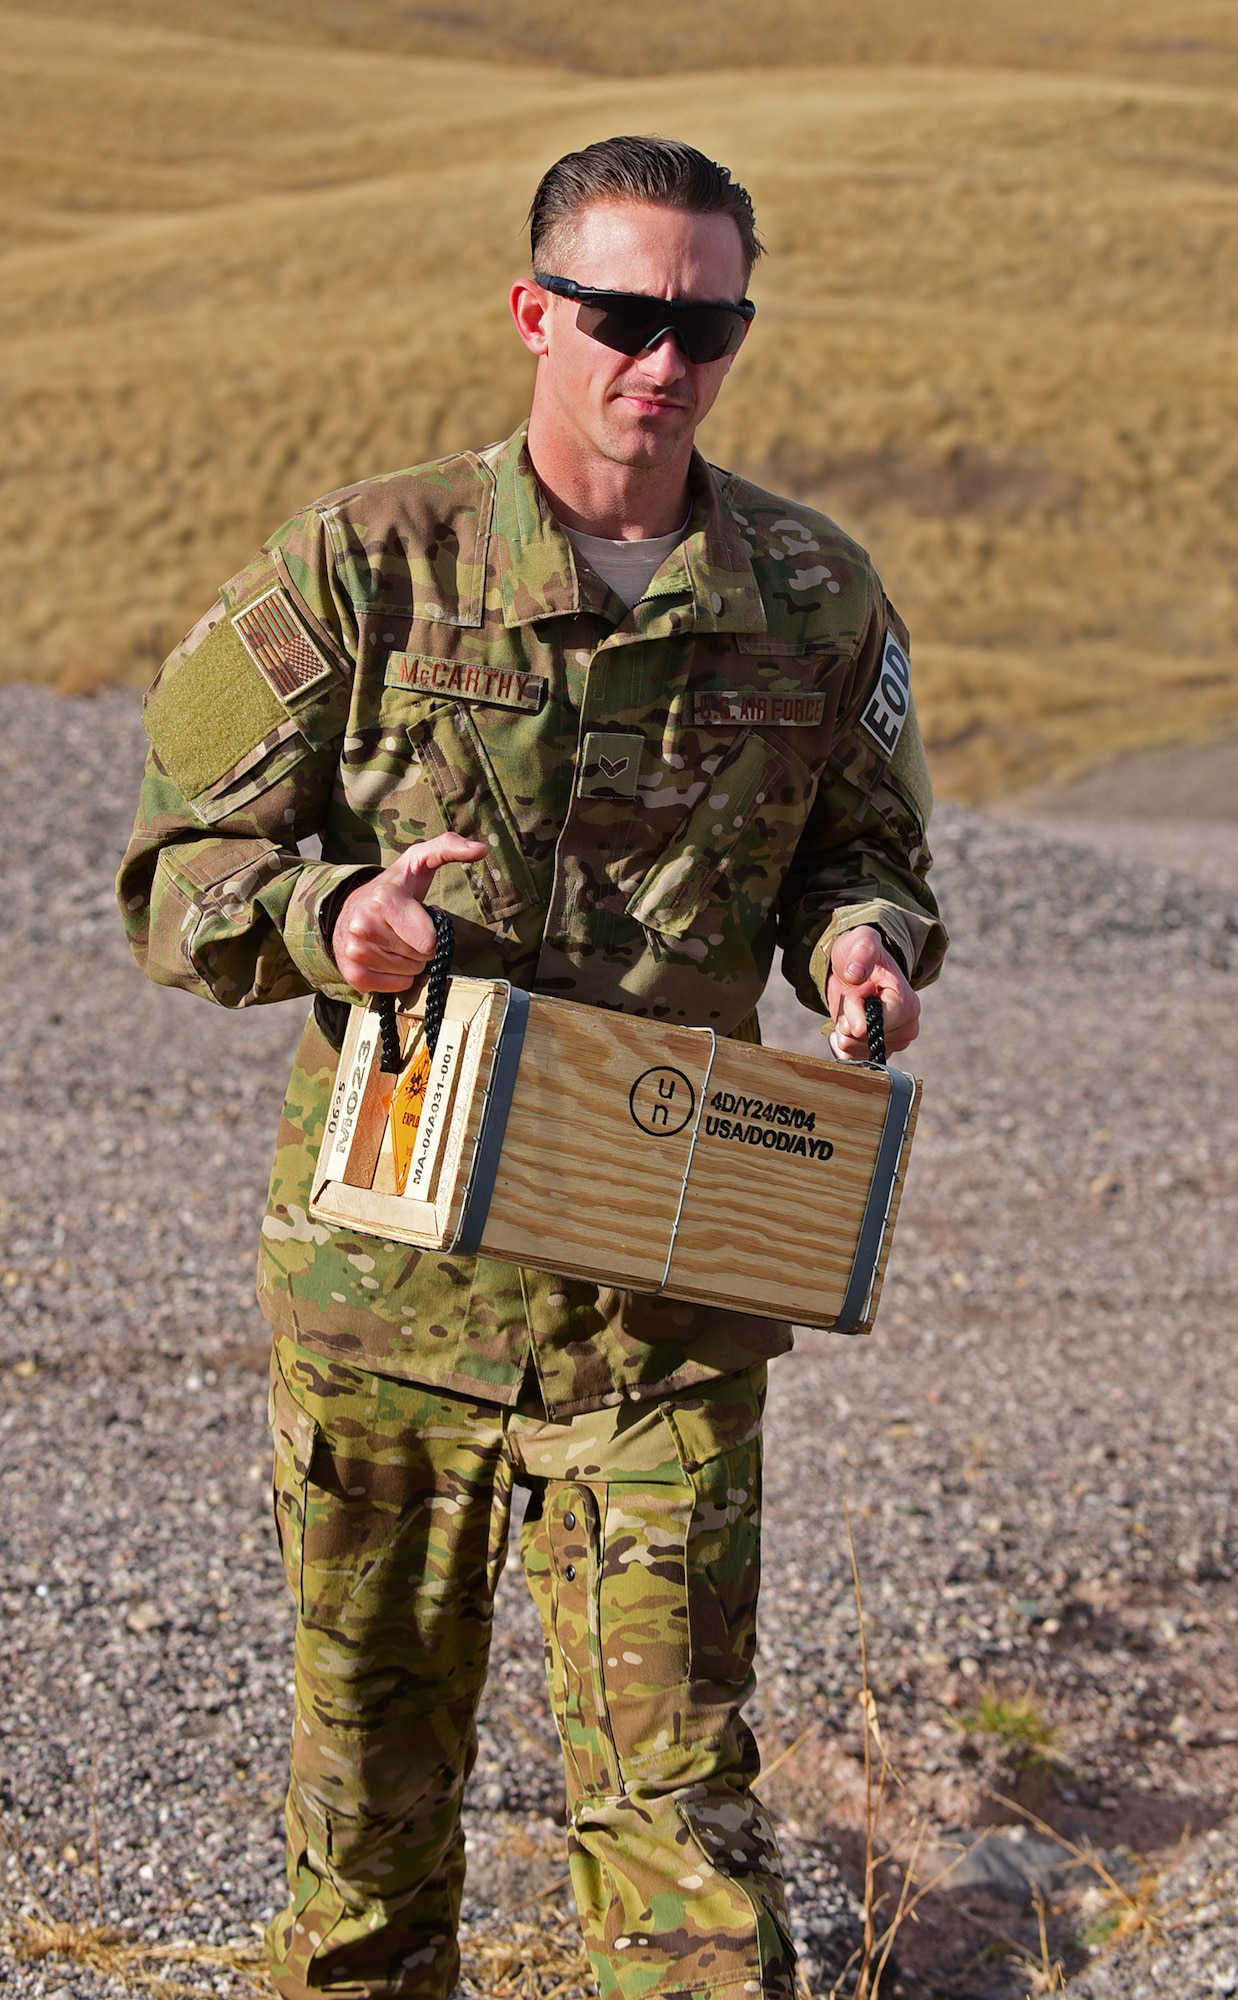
[515, 200, 750, 475]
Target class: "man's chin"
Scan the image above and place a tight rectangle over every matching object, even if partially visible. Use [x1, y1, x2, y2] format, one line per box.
[602, 414, 694, 467]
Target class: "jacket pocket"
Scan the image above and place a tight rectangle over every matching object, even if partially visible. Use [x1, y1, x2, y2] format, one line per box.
[625, 730, 810, 940]
[407, 703, 538, 925]
[150, 835, 285, 982]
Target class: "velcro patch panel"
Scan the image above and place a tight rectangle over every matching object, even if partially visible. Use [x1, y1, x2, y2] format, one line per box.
[144, 617, 286, 801]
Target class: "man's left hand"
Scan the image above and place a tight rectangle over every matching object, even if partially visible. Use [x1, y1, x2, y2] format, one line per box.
[825, 925, 920, 1061]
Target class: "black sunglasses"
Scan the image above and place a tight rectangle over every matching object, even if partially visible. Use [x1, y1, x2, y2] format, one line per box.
[535, 273, 756, 364]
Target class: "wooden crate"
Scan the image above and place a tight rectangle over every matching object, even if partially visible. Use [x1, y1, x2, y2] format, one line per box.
[309, 978, 919, 1334]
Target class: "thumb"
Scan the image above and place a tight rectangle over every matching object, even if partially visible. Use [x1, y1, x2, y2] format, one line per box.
[832, 925, 881, 989]
[393, 831, 489, 905]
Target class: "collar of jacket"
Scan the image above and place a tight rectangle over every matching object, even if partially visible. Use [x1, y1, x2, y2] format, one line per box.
[485, 424, 768, 640]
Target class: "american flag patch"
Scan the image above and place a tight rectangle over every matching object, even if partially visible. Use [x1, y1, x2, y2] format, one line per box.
[233, 588, 335, 701]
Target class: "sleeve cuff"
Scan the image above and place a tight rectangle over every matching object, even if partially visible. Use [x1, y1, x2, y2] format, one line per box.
[808, 901, 928, 1011]
[280, 861, 380, 1002]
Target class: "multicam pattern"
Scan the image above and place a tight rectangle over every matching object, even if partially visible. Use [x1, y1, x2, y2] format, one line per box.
[266, 1334, 789, 2000]
[117, 424, 945, 1411]
[121, 424, 948, 2000]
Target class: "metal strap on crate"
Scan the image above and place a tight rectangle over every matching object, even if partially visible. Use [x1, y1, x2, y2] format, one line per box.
[450, 984, 530, 1256]
[832, 1067, 917, 1335]
[655, 1029, 717, 1295]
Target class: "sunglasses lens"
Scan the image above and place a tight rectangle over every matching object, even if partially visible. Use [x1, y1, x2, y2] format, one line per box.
[681, 308, 749, 363]
[574, 299, 749, 364]
[574, 299, 665, 356]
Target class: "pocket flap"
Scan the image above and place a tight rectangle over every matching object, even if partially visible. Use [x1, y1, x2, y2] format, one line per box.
[625, 734, 790, 940]
[269, 1369, 317, 1484]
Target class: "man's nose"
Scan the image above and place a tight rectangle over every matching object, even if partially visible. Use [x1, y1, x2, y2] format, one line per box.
[638, 330, 690, 380]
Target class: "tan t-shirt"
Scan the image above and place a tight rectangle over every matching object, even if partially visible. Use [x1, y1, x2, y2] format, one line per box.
[562, 519, 689, 609]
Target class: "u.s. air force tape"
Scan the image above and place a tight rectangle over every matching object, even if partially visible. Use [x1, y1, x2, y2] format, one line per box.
[859, 631, 912, 757]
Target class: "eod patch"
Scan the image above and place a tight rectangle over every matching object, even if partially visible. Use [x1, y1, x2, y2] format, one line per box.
[860, 631, 912, 758]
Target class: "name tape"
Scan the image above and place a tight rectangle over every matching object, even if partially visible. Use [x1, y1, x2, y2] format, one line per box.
[387, 654, 546, 712]
[859, 632, 912, 757]
[694, 690, 825, 728]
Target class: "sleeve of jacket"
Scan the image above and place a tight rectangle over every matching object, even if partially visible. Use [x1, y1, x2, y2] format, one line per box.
[777, 597, 949, 1016]
[115, 505, 373, 1010]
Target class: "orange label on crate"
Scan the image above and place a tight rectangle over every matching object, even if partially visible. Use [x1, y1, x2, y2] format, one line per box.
[389, 1047, 433, 1196]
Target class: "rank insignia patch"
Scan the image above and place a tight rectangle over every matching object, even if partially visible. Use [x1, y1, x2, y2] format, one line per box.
[577, 730, 644, 799]
[859, 631, 911, 757]
[233, 588, 335, 702]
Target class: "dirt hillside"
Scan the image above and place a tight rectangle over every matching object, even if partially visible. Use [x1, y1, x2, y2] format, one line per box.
[2, 0, 1236, 799]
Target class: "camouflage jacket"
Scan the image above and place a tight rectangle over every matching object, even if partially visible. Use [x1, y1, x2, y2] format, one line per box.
[118, 425, 946, 1415]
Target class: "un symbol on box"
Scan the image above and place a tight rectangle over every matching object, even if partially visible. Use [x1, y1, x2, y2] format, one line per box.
[629, 1066, 696, 1138]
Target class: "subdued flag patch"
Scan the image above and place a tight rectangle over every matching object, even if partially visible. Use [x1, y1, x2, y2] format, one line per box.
[234, 587, 336, 701]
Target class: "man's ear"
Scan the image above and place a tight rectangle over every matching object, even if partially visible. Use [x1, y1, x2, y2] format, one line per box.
[509, 279, 550, 356]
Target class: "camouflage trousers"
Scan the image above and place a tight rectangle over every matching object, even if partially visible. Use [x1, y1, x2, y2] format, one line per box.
[266, 1332, 796, 2000]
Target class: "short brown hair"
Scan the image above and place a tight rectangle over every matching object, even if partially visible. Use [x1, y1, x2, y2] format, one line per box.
[529, 136, 763, 287]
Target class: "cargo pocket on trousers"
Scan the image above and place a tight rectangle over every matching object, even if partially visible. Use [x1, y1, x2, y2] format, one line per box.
[269, 1362, 318, 1614]
[407, 705, 538, 926]
[667, 1790, 795, 1998]
[658, 1379, 765, 1692]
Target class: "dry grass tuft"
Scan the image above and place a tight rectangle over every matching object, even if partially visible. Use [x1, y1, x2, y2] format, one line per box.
[460, 1909, 594, 1998]
[0, 1907, 268, 1996]
[1, 1794, 267, 1993]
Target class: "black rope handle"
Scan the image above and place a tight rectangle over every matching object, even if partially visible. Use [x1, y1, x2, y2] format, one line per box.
[864, 994, 887, 1067]
[376, 908, 455, 1074]
[420, 908, 455, 1059]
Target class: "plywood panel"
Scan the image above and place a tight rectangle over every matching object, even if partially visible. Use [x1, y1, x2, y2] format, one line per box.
[478, 1001, 714, 1290]
[665, 1040, 895, 1323]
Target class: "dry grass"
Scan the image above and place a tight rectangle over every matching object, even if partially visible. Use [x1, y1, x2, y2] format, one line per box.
[21, 0, 1238, 90]
[459, 1912, 594, 1998]
[0, 1801, 267, 1997]
[0, 1908, 268, 1997]
[2, 0, 1237, 798]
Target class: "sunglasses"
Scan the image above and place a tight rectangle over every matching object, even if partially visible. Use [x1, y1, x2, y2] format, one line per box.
[535, 272, 756, 364]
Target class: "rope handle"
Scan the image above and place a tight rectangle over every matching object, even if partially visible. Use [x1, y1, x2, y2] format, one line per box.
[864, 994, 887, 1068]
[376, 908, 455, 1074]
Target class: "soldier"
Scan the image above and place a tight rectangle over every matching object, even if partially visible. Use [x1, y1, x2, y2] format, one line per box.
[119, 137, 946, 2000]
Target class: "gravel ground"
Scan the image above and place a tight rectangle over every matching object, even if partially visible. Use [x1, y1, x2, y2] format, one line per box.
[1, 683, 1235, 1998]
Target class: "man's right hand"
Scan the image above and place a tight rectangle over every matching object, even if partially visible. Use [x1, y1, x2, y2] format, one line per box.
[330, 833, 488, 992]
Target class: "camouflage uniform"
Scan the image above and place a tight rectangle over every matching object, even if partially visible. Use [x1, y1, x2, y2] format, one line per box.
[118, 425, 945, 1998]
[270, 1333, 780, 2000]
